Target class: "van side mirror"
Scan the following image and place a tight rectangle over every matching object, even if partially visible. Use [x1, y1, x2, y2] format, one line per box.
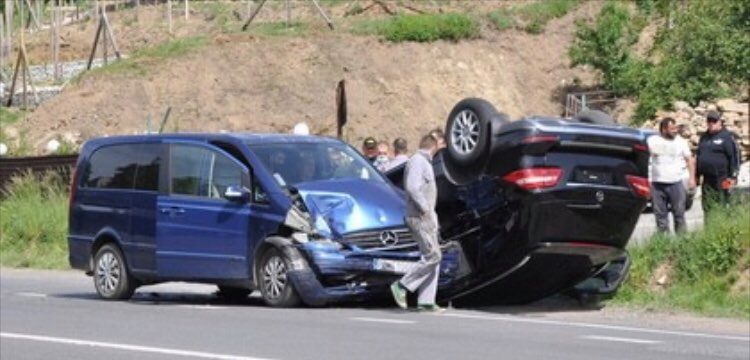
[224, 186, 251, 202]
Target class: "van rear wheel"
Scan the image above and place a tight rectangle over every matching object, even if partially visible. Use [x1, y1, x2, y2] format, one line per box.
[257, 247, 301, 307]
[93, 244, 136, 300]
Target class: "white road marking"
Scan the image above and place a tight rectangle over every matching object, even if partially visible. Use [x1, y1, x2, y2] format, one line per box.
[438, 313, 750, 342]
[350, 317, 416, 325]
[15, 292, 47, 298]
[0, 332, 275, 360]
[177, 305, 227, 310]
[583, 335, 662, 344]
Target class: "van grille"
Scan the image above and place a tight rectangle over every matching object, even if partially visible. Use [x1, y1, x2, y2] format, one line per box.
[342, 228, 417, 252]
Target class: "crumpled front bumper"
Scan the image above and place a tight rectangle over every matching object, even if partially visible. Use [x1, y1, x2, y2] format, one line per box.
[284, 241, 466, 306]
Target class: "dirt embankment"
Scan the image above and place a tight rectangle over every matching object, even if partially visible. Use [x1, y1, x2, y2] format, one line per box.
[14, 1, 601, 151]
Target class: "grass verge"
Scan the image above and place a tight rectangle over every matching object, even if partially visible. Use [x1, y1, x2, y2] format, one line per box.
[81, 35, 208, 79]
[0, 171, 69, 269]
[613, 200, 750, 318]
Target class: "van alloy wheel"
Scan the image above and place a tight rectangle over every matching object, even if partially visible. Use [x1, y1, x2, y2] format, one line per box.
[262, 255, 288, 300]
[92, 244, 136, 300]
[96, 252, 121, 296]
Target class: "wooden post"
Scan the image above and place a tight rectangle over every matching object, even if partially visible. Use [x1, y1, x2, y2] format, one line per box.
[242, 0, 268, 31]
[184, 0, 189, 21]
[310, 0, 334, 30]
[20, 0, 26, 108]
[102, 7, 108, 65]
[135, 0, 140, 22]
[94, 0, 99, 24]
[53, 1, 61, 81]
[286, 0, 292, 27]
[102, 11, 121, 59]
[6, 51, 23, 107]
[86, 17, 103, 70]
[167, 0, 173, 34]
[4, 0, 14, 79]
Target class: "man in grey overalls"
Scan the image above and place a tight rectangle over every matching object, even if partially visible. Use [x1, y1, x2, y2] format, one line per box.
[390, 134, 443, 312]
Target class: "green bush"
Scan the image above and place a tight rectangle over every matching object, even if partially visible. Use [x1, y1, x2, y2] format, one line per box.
[0, 171, 70, 268]
[569, 0, 750, 123]
[615, 201, 750, 318]
[381, 13, 479, 42]
[514, 0, 580, 34]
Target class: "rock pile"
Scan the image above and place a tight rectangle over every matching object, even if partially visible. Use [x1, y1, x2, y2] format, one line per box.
[643, 98, 749, 160]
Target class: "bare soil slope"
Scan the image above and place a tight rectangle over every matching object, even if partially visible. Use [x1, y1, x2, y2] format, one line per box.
[17, 1, 601, 150]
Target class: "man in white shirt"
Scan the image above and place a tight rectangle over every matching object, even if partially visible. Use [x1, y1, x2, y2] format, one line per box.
[648, 117, 696, 233]
[380, 137, 409, 172]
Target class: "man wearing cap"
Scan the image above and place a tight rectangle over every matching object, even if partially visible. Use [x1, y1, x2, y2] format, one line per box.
[696, 110, 741, 211]
[362, 137, 378, 164]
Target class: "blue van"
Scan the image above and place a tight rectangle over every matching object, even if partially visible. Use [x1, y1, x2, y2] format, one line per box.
[68, 133, 428, 307]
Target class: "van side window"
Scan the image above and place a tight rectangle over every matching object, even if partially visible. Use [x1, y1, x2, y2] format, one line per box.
[170, 145, 243, 199]
[82, 144, 160, 190]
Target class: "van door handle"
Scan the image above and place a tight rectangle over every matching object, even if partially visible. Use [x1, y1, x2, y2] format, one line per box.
[159, 207, 186, 215]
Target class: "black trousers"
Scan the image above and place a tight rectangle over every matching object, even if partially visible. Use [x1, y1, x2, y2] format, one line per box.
[701, 175, 730, 213]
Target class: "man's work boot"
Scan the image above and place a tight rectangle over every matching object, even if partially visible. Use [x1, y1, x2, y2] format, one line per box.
[390, 282, 407, 309]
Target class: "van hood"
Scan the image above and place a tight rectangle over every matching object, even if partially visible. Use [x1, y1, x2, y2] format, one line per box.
[295, 179, 406, 238]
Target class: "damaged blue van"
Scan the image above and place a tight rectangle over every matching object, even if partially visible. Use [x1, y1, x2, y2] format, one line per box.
[68, 133, 437, 307]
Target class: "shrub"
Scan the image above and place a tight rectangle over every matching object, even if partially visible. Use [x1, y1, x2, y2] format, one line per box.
[382, 13, 479, 42]
[0, 171, 70, 268]
[569, 0, 750, 124]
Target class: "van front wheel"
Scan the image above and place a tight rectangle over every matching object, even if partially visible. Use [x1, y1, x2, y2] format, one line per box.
[257, 247, 301, 307]
[93, 244, 136, 300]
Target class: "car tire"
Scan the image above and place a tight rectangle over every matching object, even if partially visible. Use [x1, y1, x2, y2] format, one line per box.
[216, 286, 252, 300]
[443, 98, 497, 185]
[573, 109, 614, 125]
[257, 247, 301, 308]
[93, 243, 137, 300]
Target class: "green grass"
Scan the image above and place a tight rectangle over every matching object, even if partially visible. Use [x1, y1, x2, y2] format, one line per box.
[80, 36, 208, 79]
[0, 171, 70, 269]
[489, 0, 580, 34]
[372, 13, 479, 42]
[613, 201, 750, 318]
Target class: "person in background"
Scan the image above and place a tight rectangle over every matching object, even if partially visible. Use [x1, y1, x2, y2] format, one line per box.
[373, 141, 392, 170]
[648, 117, 695, 234]
[696, 110, 741, 212]
[429, 128, 446, 150]
[381, 137, 409, 172]
[362, 137, 378, 163]
[390, 134, 444, 312]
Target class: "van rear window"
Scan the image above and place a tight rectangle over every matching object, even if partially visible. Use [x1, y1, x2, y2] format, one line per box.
[82, 144, 161, 191]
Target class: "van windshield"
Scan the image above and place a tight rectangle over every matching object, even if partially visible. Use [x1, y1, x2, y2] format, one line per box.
[249, 142, 385, 187]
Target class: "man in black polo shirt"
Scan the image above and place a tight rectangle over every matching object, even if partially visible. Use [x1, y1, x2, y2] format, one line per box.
[696, 110, 741, 211]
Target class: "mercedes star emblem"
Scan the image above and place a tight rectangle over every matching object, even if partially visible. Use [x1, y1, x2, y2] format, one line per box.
[379, 231, 399, 246]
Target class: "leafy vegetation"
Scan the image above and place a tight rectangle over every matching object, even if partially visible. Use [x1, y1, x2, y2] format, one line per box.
[251, 22, 309, 37]
[0, 171, 70, 269]
[569, 0, 750, 123]
[614, 200, 750, 318]
[355, 13, 479, 43]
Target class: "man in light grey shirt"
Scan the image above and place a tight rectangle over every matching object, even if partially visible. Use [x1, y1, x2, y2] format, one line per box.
[390, 134, 443, 312]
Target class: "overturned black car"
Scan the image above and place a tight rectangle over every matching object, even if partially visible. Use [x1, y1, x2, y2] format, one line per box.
[387, 98, 651, 305]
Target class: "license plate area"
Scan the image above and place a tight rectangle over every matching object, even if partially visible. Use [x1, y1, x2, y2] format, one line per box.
[373, 259, 418, 274]
[573, 168, 613, 185]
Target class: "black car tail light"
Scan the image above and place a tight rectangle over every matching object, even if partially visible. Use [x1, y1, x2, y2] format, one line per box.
[521, 135, 559, 144]
[503, 167, 563, 191]
[626, 175, 651, 199]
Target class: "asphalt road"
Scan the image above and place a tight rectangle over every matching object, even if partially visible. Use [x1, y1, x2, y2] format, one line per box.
[1, 269, 748, 360]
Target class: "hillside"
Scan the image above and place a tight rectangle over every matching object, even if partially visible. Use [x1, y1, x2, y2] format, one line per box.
[4, 1, 602, 151]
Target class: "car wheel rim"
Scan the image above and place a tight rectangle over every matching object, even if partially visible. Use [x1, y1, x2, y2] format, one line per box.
[95, 252, 120, 296]
[262, 255, 287, 300]
[450, 109, 480, 155]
